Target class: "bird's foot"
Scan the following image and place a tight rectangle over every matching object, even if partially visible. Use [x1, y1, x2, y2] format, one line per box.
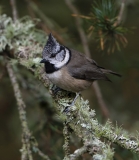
[51, 85, 63, 96]
[70, 92, 81, 106]
[63, 92, 81, 113]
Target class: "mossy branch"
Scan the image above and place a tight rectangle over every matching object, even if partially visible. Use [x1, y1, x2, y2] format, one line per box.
[16, 49, 139, 157]
[6, 62, 33, 160]
[1, 14, 139, 159]
[63, 123, 71, 158]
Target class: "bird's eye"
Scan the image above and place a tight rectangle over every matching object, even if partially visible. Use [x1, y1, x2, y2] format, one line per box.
[50, 53, 56, 58]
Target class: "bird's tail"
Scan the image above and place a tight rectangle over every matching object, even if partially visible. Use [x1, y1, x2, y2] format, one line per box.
[101, 69, 122, 77]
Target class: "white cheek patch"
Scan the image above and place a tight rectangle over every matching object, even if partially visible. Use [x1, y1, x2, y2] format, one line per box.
[56, 50, 65, 62]
[55, 48, 70, 68]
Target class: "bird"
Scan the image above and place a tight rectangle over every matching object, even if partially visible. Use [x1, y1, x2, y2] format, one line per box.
[40, 33, 121, 104]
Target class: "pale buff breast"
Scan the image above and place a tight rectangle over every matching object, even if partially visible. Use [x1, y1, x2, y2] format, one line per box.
[47, 67, 92, 92]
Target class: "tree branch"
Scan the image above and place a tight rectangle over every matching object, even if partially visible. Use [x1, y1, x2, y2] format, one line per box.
[114, 0, 126, 26]
[68, 146, 87, 160]
[10, 0, 18, 21]
[17, 52, 139, 155]
[63, 123, 71, 158]
[25, 0, 64, 43]
[8, 1, 33, 159]
[6, 62, 33, 160]
[1, 14, 139, 159]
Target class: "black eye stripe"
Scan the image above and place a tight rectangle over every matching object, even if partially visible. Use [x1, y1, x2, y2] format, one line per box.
[60, 46, 64, 50]
[57, 46, 65, 53]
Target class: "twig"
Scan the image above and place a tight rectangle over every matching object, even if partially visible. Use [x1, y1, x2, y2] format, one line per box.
[25, 0, 64, 44]
[9, 1, 32, 159]
[67, 138, 113, 160]
[65, 0, 90, 57]
[92, 81, 109, 118]
[10, 0, 18, 21]
[68, 146, 87, 160]
[36, 148, 51, 160]
[6, 62, 33, 160]
[114, 0, 126, 26]
[63, 123, 70, 158]
[65, 0, 110, 118]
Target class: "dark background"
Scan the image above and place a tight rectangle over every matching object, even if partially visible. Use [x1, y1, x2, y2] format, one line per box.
[0, 0, 139, 159]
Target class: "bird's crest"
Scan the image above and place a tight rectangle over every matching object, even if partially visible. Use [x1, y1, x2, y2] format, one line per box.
[42, 33, 60, 58]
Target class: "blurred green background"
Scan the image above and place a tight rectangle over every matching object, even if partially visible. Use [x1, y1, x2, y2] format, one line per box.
[0, 0, 139, 159]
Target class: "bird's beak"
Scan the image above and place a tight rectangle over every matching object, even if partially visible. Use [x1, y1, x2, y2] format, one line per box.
[40, 59, 47, 63]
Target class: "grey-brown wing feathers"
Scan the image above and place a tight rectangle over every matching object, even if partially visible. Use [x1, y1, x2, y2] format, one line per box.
[67, 49, 121, 82]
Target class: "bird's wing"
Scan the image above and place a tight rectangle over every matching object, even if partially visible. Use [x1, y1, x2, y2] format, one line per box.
[67, 49, 110, 81]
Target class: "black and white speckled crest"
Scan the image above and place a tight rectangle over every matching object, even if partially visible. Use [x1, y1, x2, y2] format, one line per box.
[41, 33, 71, 72]
[42, 33, 60, 58]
